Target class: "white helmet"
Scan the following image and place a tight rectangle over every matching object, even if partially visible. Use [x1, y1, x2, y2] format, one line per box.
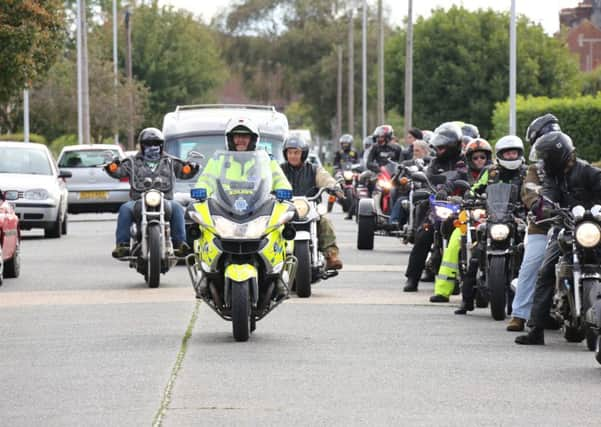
[225, 117, 260, 151]
[495, 135, 524, 170]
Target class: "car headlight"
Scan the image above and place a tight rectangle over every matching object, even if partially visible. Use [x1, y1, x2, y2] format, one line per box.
[434, 206, 453, 220]
[575, 222, 601, 248]
[24, 189, 49, 200]
[144, 190, 162, 207]
[490, 224, 510, 241]
[377, 179, 392, 190]
[343, 171, 353, 181]
[213, 215, 270, 239]
[471, 209, 486, 221]
[293, 199, 310, 219]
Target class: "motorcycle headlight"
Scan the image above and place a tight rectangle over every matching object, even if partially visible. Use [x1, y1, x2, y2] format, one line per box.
[490, 224, 510, 241]
[377, 179, 392, 190]
[471, 209, 486, 221]
[293, 199, 310, 219]
[213, 215, 271, 239]
[24, 189, 49, 200]
[575, 222, 601, 248]
[144, 190, 162, 207]
[343, 171, 353, 181]
[434, 206, 453, 220]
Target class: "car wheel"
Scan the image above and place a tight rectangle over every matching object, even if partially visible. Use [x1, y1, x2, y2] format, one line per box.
[61, 213, 68, 235]
[4, 241, 20, 278]
[44, 213, 62, 239]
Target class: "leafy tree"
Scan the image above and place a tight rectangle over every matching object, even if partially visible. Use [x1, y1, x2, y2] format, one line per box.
[385, 6, 581, 137]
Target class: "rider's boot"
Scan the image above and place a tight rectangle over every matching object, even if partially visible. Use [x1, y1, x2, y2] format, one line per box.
[515, 327, 544, 345]
[112, 243, 130, 258]
[174, 241, 191, 257]
[325, 246, 343, 270]
[454, 299, 474, 315]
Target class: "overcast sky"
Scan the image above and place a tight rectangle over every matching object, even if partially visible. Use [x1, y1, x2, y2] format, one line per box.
[160, 0, 579, 35]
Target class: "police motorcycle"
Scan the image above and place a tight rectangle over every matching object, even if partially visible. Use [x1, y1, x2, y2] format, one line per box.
[186, 151, 297, 342]
[290, 186, 339, 298]
[536, 196, 601, 363]
[356, 160, 428, 249]
[105, 158, 192, 288]
[477, 183, 526, 320]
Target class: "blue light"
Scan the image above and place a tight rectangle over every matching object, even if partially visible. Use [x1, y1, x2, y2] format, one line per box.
[275, 189, 292, 201]
[191, 188, 207, 201]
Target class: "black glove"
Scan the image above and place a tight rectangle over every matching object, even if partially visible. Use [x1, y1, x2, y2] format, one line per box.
[435, 190, 448, 200]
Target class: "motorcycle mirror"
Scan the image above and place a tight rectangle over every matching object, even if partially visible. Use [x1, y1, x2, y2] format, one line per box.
[186, 150, 204, 162]
[453, 180, 471, 192]
[411, 171, 428, 183]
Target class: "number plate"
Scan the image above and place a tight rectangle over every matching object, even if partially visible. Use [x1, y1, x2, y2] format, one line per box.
[79, 191, 109, 200]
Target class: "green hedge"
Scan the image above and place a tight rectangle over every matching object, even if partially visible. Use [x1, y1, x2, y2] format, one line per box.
[49, 134, 78, 157]
[491, 95, 601, 162]
[0, 133, 47, 144]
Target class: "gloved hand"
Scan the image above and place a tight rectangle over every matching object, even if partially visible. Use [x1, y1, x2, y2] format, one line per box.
[435, 189, 448, 200]
[532, 197, 552, 221]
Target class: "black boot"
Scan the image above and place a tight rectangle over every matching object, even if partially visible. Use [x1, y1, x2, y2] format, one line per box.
[515, 327, 545, 345]
[403, 277, 419, 292]
[454, 300, 474, 315]
[429, 294, 449, 303]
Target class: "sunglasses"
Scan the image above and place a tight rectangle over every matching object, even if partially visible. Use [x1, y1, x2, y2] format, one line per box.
[471, 154, 487, 161]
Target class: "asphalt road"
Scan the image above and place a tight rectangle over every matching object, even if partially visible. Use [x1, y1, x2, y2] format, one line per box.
[1, 210, 600, 426]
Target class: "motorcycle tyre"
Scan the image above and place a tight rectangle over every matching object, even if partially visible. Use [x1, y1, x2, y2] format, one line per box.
[147, 225, 161, 288]
[357, 215, 375, 250]
[488, 256, 507, 321]
[231, 279, 251, 342]
[564, 325, 585, 343]
[294, 240, 312, 298]
[586, 326, 597, 351]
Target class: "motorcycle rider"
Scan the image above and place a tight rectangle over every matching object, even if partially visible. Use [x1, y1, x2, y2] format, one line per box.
[403, 122, 468, 292]
[453, 135, 527, 313]
[280, 135, 344, 270]
[430, 137, 493, 303]
[361, 136, 373, 169]
[515, 131, 601, 345]
[334, 134, 359, 170]
[195, 117, 292, 299]
[366, 125, 403, 172]
[506, 113, 561, 331]
[460, 123, 480, 151]
[107, 127, 199, 258]
[401, 127, 423, 161]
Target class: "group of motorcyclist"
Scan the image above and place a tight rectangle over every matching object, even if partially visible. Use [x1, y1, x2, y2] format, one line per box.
[108, 110, 601, 352]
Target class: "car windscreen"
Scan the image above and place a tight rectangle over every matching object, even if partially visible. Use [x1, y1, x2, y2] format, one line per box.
[0, 146, 52, 175]
[164, 134, 284, 167]
[58, 149, 121, 168]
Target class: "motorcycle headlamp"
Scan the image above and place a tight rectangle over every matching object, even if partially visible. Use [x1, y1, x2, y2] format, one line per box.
[434, 206, 454, 220]
[591, 205, 601, 221]
[377, 179, 392, 191]
[293, 198, 310, 219]
[575, 222, 601, 248]
[571, 205, 586, 221]
[343, 171, 353, 181]
[490, 224, 510, 241]
[144, 190, 162, 207]
[213, 215, 271, 239]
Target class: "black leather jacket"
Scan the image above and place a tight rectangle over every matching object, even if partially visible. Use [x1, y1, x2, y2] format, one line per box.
[541, 159, 601, 209]
[367, 142, 403, 171]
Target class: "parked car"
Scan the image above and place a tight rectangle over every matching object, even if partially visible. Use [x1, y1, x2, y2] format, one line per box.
[0, 190, 21, 284]
[57, 144, 129, 213]
[162, 103, 289, 247]
[0, 142, 70, 238]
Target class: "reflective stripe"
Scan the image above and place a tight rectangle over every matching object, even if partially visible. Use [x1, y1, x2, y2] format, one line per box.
[440, 261, 458, 270]
[435, 274, 455, 282]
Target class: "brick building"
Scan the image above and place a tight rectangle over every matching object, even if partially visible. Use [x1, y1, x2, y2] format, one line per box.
[561, 0, 601, 71]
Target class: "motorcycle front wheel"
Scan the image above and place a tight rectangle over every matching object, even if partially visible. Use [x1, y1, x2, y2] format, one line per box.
[147, 225, 161, 288]
[294, 240, 312, 298]
[231, 279, 251, 342]
[487, 256, 508, 321]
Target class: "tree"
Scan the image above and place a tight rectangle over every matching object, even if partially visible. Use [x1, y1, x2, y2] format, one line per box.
[385, 6, 581, 136]
[126, 2, 226, 127]
[0, 0, 65, 104]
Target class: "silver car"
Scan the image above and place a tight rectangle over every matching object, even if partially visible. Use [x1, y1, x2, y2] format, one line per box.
[0, 142, 70, 238]
[57, 144, 129, 213]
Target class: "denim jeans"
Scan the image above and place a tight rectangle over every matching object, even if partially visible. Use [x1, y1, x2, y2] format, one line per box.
[511, 232, 549, 320]
[389, 196, 408, 224]
[116, 200, 186, 245]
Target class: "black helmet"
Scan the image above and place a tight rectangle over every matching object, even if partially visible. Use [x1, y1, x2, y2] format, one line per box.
[339, 134, 354, 152]
[534, 131, 574, 177]
[138, 127, 164, 149]
[430, 122, 462, 160]
[283, 135, 309, 162]
[372, 125, 394, 144]
[525, 113, 561, 145]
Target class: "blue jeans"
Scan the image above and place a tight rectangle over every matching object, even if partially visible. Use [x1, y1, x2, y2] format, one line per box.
[116, 200, 186, 245]
[511, 232, 549, 320]
[389, 196, 408, 224]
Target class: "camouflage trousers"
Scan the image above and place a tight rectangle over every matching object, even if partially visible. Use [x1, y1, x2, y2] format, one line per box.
[318, 215, 338, 252]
